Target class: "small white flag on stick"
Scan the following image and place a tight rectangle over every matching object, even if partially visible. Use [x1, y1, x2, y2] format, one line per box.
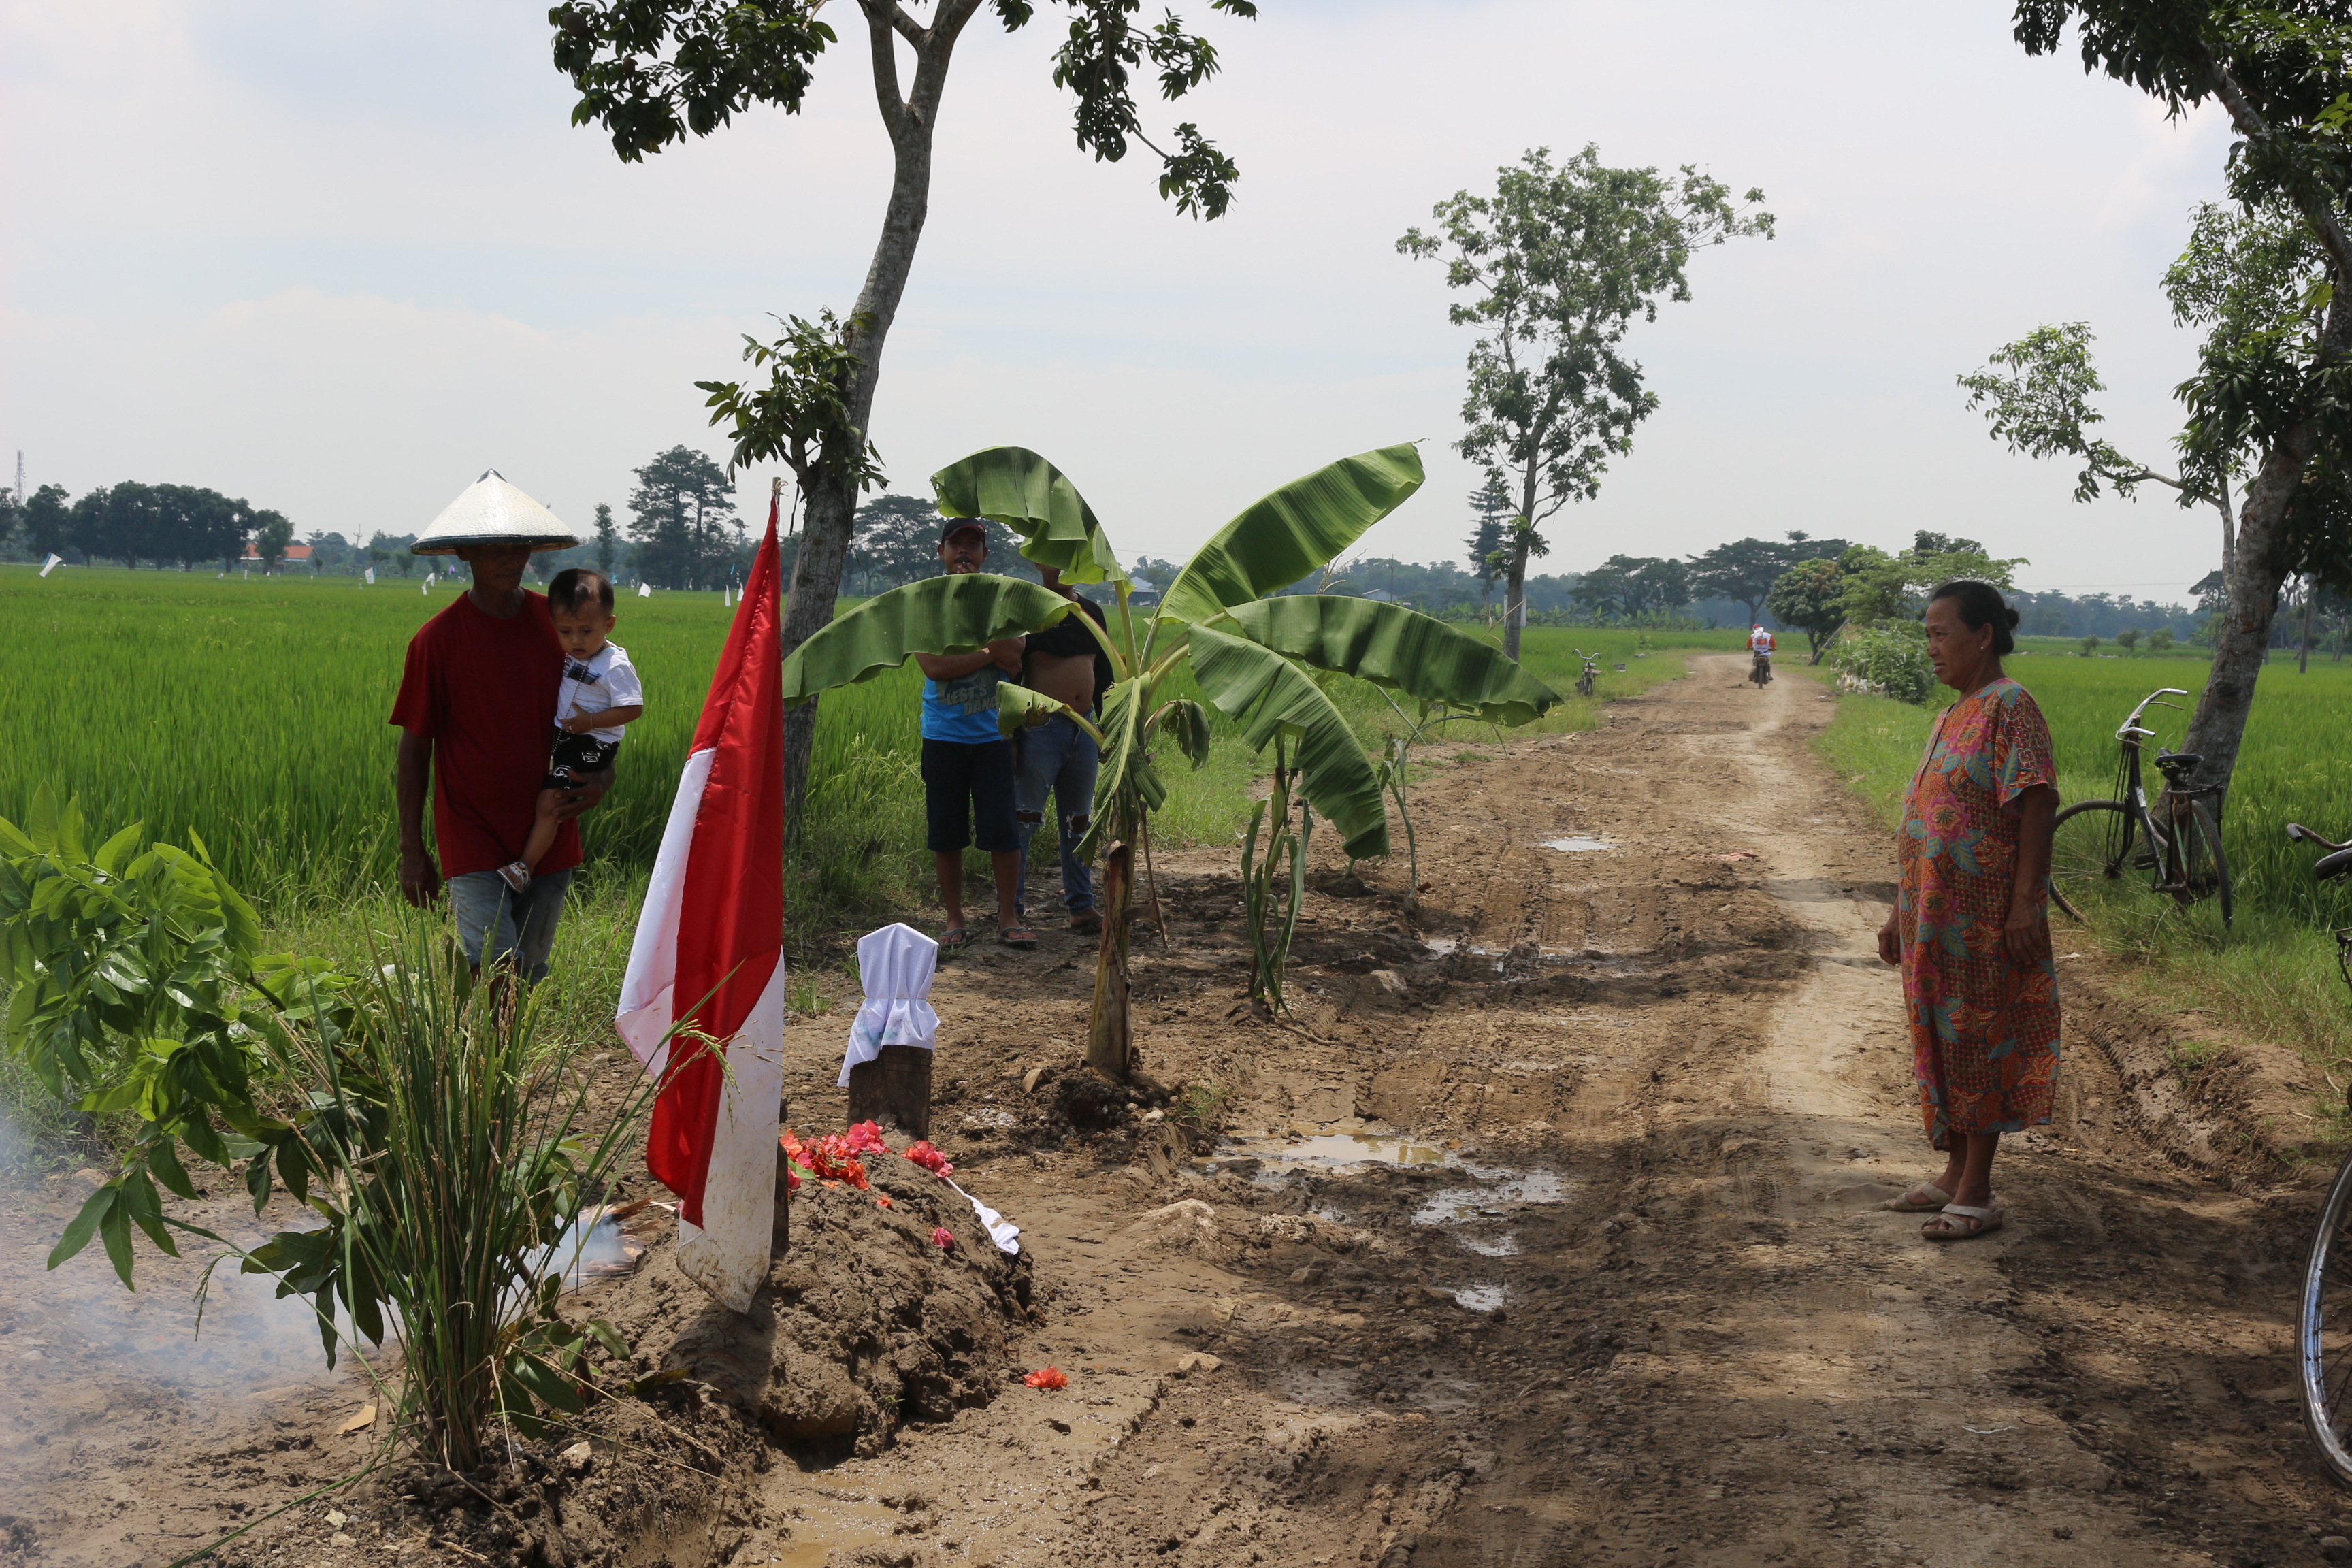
[638, 581, 652, 598]
[39, 554, 63, 578]
[364, 567, 376, 585]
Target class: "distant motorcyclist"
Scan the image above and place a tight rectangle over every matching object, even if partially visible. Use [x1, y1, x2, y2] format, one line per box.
[1748, 624, 1775, 685]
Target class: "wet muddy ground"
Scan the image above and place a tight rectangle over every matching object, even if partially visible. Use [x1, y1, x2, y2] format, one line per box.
[5, 655, 2349, 1568]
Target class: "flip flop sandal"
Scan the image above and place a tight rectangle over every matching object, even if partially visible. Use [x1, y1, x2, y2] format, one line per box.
[1921, 1204, 2003, 1241]
[936, 927, 972, 956]
[1878, 1182, 1953, 1213]
[998, 926, 1040, 951]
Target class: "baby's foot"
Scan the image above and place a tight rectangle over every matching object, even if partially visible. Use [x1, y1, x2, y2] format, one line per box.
[496, 861, 533, 892]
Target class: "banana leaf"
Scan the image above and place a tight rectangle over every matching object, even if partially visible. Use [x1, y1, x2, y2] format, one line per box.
[1149, 697, 1214, 770]
[994, 681, 1102, 742]
[777, 574, 1075, 706]
[1155, 445, 1425, 627]
[1226, 596, 1561, 726]
[930, 447, 1128, 586]
[1185, 624, 1389, 860]
[1077, 679, 1165, 860]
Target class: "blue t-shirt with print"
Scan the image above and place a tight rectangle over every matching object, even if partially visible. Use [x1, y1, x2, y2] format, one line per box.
[921, 664, 1004, 744]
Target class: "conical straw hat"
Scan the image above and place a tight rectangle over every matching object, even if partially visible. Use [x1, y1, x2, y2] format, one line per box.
[412, 469, 581, 555]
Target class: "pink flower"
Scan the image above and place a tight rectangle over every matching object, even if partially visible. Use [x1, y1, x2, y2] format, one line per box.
[875, 1194, 894, 1210]
[842, 1120, 889, 1156]
[931, 1226, 956, 1250]
[902, 1140, 955, 1178]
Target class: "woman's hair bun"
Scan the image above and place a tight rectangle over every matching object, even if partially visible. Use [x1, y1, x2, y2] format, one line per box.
[2004, 607, 2021, 630]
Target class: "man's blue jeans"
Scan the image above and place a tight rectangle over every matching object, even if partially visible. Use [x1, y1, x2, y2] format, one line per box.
[1013, 715, 1099, 920]
[447, 867, 574, 983]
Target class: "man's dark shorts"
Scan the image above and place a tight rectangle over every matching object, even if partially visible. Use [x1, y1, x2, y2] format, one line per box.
[922, 738, 1019, 853]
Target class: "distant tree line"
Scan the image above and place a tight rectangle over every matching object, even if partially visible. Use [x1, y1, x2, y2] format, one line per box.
[0, 481, 293, 572]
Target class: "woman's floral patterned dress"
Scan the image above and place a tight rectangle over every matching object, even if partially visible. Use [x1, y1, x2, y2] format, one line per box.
[1897, 676, 2062, 1149]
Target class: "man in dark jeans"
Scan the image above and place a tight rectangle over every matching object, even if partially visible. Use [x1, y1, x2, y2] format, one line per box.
[915, 521, 1034, 952]
[1014, 565, 1110, 934]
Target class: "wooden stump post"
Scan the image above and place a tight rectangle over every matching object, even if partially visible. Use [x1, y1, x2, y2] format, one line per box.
[846, 1045, 933, 1140]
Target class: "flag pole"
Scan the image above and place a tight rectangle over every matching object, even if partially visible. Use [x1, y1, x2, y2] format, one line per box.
[768, 474, 790, 1261]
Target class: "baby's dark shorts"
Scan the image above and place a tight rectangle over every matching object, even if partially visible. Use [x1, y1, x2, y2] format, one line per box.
[544, 730, 621, 791]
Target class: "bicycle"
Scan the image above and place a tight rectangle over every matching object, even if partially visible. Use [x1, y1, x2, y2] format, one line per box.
[1749, 648, 1772, 687]
[2288, 821, 2352, 1482]
[1571, 647, 1599, 699]
[2046, 687, 2232, 928]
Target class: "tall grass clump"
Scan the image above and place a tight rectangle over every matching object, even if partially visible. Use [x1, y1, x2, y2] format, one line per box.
[281, 943, 648, 1473]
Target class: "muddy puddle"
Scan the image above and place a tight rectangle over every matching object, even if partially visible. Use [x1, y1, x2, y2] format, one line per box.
[1209, 1130, 1571, 1265]
[772, 1493, 906, 1568]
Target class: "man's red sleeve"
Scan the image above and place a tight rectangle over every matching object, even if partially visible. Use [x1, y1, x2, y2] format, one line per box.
[388, 625, 441, 736]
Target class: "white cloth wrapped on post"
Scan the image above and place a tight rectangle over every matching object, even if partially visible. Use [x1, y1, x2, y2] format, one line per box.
[837, 922, 941, 1088]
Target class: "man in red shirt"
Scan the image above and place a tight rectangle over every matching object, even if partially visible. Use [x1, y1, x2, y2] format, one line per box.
[389, 541, 612, 980]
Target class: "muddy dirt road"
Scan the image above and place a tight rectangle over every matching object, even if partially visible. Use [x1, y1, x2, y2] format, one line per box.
[740, 654, 2345, 1567]
[5, 655, 2345, 1568]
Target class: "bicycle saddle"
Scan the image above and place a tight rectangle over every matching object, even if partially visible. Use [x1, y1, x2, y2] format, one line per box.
[2321, 847, 2352, 881]
[2155, 750, 2204, 774]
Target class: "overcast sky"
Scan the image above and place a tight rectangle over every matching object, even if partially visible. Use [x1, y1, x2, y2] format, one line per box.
[2, 1, 2246, 600]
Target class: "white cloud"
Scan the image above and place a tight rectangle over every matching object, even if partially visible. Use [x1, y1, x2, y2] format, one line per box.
[1, 0, 2241, 598]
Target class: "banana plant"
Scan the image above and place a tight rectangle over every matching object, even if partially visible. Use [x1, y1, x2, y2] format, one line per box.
[777, 442, 1561, 1079]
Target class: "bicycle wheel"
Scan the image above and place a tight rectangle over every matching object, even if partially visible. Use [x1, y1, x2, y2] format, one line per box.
[2048, 799, 2134, 923]
[2164, 796, 2235, 927]
[2301, 1156, 2352, 1484]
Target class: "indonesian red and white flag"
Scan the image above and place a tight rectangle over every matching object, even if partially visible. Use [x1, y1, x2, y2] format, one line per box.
[615, 495, 787, 1313]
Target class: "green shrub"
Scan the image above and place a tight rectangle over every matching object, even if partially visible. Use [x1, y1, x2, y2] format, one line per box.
[0, 793, 645, 1473]
[1830, 622, 1935, 704]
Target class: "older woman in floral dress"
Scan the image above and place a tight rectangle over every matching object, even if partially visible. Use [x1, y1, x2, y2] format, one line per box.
[1874, 580, 2061, 1241]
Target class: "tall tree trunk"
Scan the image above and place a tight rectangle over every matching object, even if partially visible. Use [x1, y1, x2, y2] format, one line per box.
[2213, 476, 2235, 612]
[777, 1, 979, 828]
[1501, 542, 1529, 662]
[2176, 297, 2349, 822]
[2300, 576, 2316, 674]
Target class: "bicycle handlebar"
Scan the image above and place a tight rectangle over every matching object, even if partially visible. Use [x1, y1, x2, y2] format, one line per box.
[2116, 688, 2190, 743]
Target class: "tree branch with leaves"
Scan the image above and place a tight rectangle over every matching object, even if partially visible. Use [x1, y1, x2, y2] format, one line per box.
[1959, 321, 2239, 586]
[551, 0, 1260, 825]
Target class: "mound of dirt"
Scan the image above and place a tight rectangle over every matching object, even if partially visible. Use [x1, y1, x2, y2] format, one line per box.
[593, 1143, 1036, 1457]
[200, 1139, 1042, 1568]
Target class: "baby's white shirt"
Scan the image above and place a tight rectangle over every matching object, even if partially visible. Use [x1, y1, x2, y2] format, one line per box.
[556, 642, 643, 744]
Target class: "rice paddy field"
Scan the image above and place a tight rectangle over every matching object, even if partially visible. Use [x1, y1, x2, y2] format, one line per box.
[1800, 648, 2352, 1073]
[0, 564, 1740, 943]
